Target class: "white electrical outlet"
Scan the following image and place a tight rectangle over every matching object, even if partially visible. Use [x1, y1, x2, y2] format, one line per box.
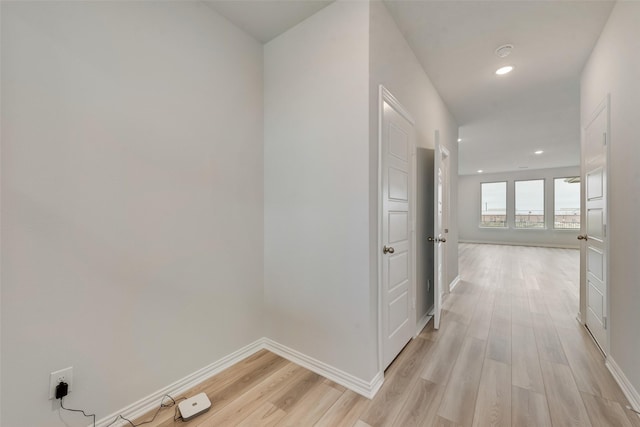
[49, 367, 73, 399]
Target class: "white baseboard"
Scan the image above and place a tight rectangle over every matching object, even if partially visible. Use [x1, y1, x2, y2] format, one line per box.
[95, 337, 384, 426]
[416, 311, 432, 336]
[449, 275, 461, 292]
[95, 339, 264, 427]
[606, 356, 640, 416]
[459, 240, 579, 250]
[262, 338, 383, 399]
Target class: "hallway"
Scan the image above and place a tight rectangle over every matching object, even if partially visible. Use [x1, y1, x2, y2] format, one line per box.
[368, 243, 638, 426]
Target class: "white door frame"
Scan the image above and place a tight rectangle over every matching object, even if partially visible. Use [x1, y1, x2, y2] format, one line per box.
[579, 94, 611, 355]
[377, 85, 417, 374]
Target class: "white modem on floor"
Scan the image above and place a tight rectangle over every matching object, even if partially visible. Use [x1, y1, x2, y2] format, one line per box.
[178, 392, 211, 421]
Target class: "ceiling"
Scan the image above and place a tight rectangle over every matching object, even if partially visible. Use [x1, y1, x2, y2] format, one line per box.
[205, 0, 615, 175]
[204, 0, 333, 43]
[383, 1, 614, 175]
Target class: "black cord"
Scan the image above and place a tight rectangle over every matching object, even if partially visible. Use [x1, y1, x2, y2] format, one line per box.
[103, 394, 186, 427]
[59, 393, 185, 427]
[60, 397, 96, 427]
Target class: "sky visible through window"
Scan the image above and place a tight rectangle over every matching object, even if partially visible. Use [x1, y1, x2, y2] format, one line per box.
[481, 178, 580, 229]
[554, 178, 580, 214]
[481, 182, 506, 214]
[515, 180, 544, 214]
[555, 178, 580, 229]
[481, 182, 507, 227]
[515, 180, 544, 228]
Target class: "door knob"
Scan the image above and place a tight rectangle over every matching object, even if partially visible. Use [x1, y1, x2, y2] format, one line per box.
[383, 245, 395, 254]
[577, 234, 588, 241]
[429, 237, 446, 243]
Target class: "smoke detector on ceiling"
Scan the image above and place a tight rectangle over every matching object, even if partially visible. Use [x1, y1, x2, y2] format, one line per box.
[495, 44, 514, 58]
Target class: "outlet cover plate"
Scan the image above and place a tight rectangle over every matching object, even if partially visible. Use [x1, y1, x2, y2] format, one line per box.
[49, 367, 73, 399]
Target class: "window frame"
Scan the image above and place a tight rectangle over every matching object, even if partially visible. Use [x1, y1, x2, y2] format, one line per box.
[514, 178, 546, 230]
[479, 180, 508, 229]
[553, 176, 581, 231]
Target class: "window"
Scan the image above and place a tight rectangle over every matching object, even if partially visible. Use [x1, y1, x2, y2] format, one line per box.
[554, 177, 580, 229]
[481, 182, 507, 227]
[515, 179, 545, 229]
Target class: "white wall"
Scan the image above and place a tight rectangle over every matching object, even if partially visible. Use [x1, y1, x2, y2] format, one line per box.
[1, 2, 264, 425]
[264, 1, 377, 381]
[581, 1, 640, 400]
[369, 1, 459, 322]
[458, 167, 581, 248]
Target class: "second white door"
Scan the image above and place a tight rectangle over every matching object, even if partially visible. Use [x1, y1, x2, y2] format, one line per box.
[433, 135, 449, 330]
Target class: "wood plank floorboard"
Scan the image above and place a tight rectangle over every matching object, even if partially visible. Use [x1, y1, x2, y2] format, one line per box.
[269, 370, 321, 412]
[194, 364, 307, 426]
[133, 244, 637, 427]
[433, 415, 463, 427]
[465, 292, 495, 340]
[486, 306, 512, 365]
[392, 379, 444, 427]
[236, 403, 286, 427]
[314, 391, 368, 427]
[472, 359, 511, 427]
[420, 320, 467, 385]
[511, 323, 545, 394]
[532, 312, 570, 365]
[437, 336, 486, 426]
[580, 392, 635, 427]
[275, 382, 342, 426]
[511, 386, 552, 427]
[511, 295, 532, 327]
[360, 337, 432, 426]
[540, 358, 593, 427]
[556, 324, 628, 403]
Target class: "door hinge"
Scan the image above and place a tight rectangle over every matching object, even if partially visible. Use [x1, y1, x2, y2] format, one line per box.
[412, 298, 416, 309]
[603, 132, 607, 146]
[604, 224, 607, 237]
[603, 316, 607, 329]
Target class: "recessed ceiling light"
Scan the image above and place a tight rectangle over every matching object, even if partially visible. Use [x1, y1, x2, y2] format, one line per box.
[495, 66, 513, 75]
[457, 138, 462, 142]
[477, 169, 484, 173]
[535, 150, 544, 154]
[518, 166, 529, 169]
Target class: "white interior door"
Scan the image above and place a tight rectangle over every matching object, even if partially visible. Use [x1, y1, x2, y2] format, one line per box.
[433, 135, 449, 330]
[380, 87, 415, 369]
[581, 98, 609, 354]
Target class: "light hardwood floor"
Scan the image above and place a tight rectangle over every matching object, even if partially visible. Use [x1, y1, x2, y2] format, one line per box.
[136, 244, 640, 427]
